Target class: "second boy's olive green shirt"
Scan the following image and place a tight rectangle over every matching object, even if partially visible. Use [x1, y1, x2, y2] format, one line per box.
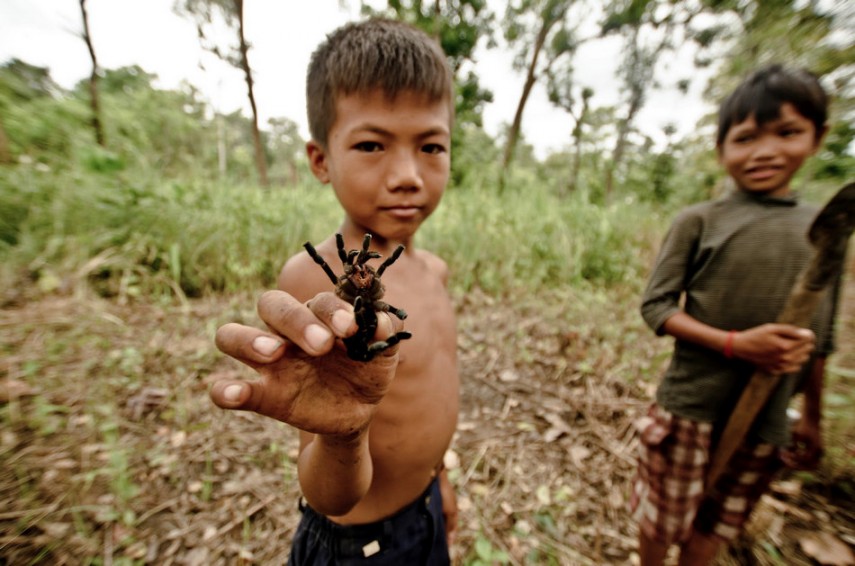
[641, 189, 841, 446]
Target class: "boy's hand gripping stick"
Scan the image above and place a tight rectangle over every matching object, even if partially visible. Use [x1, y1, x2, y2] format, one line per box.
[706, 182, 855, 489]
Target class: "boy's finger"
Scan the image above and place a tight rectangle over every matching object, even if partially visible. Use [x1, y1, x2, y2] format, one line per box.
[209, 379, 266, 413]
[257, 290, 335, 355]
[774, 324, 815, 342]
[215, 323, 286, 365]
[305, 292, 357, 337]
[304, 292, 405, 340]
[373, 310, 405, 340]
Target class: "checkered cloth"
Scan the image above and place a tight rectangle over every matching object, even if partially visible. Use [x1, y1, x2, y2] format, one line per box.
[631, 404, 781, 544]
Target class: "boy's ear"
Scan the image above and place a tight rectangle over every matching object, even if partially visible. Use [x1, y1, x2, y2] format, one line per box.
[813, 124, 830, 153]
[306, 140, 330, 184]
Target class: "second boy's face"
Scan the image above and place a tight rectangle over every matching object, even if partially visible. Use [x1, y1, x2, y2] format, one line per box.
[718, 103, 823, 197]
[307, 89, 451, 245]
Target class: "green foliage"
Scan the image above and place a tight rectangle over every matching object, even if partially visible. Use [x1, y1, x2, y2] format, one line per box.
[0, 164, 341, 300]
[0, 157, 664, 301]
[3, 93, 92, 160]
[422, 178, 661, 293]
[601, 0, 654, 34]
[0, 9, 850, 302]
[466, 535, 510, 565]
[699, 0, 853, 115]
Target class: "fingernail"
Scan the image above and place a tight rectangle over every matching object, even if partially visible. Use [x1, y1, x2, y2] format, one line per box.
[304, 324, 331, 352]
[252, 336, 283, 356]
[223, 384, 243, 403]
[332, 309, 353, 335]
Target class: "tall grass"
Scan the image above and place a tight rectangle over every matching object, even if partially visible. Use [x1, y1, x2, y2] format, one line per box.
[1, 163, 668, 300]
[422, 186, 665, 293]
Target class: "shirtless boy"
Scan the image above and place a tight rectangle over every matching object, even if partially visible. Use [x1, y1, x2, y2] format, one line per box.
[210, 18, 459, 564]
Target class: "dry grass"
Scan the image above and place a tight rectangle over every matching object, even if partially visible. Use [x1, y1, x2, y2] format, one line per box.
[1, 267, 853, 565]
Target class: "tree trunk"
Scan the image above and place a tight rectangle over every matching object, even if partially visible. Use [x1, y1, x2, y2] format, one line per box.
[501, 26, 549, 177]
[234, 0, 269, 187]
[79, 0, 105, 147]
[217, 113, 227, 178]
[567, 92, 590, 195]
[604, 90, 641, 200]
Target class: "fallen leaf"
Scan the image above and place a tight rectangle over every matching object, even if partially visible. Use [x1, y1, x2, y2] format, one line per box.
[170, 430, 187, 448]
[443, 448, 460, 470]
[542, 413, 571, 442]
[536, 484, 551, 506]
[499, 368, 520, 382]
[0, 379, 36, 403]
[202, 525, 217, 541]
[799, 531, 855, 565]
[569, 445, 592, 467]
[771, 479, 803, 497]
[760, 494, 813, 521]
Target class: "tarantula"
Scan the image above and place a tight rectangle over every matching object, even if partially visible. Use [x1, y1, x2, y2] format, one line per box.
[303, 233, 412, 361]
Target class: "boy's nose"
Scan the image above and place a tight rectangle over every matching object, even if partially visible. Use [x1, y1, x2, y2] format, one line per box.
[752, 135, 780, 159]
[386, 151, 423, 191]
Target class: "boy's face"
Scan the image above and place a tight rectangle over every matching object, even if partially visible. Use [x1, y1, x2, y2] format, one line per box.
[306, 89, 451, 243]
[718, 102, 824, 197]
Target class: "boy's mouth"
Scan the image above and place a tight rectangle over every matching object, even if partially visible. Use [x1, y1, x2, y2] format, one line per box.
[744, 165, 782, 181]
[383, 205, 422, 219]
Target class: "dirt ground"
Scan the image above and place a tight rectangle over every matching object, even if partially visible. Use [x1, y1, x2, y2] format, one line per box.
[1, 264, 853, 565]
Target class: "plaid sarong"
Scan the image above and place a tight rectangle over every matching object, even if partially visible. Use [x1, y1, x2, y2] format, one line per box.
[631, 404, 781, 543]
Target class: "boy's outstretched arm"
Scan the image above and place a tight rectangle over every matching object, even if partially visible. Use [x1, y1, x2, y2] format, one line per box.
[211, 289, 405, 515]
[660, 312, 815, 375]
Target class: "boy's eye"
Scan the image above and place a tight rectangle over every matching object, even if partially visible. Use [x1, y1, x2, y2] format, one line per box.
[780, 128, 802, 138]
[354, 141, 383, 152]
[422, 143, 446, 155]
[733, 134, 754, 144]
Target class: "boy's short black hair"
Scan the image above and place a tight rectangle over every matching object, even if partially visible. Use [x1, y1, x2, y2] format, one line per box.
[716, 64, 828, 146]
[306, 18, 454, 148]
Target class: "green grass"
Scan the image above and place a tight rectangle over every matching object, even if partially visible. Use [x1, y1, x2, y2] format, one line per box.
[0, 164, 666, 301]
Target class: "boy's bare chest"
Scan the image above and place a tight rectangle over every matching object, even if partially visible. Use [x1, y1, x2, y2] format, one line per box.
[379, 268, 458, 408]
[383, 272, 456, 359]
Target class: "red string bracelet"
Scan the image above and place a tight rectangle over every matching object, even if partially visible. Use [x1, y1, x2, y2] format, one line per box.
[723, 330, 737, 359]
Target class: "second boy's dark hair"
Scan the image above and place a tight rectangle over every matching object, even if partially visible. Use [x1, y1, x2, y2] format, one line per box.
[717, 64, 828, 147]
[306, 18, 454, 148]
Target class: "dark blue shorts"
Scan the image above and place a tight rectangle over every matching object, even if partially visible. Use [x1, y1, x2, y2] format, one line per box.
[288, 478, 449, 565]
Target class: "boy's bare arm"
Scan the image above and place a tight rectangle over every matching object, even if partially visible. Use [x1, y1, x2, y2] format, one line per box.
[661, 312, 815, 374]
[211, 289, 405, 514]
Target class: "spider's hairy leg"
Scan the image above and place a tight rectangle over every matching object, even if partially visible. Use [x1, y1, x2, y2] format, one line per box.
[375, 300, 408, 320]
[335, 233, 348, 263]
[376, 245, 405, 277]
[352, 296, 376, 331]
[303, 241, 339, 285]
[356, 233, 378, 265]
[366, 331, 413, 355]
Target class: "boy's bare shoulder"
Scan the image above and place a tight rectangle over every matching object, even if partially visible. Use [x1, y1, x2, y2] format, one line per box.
[278, 241, 339, 303]
[414, 248, 449, 286]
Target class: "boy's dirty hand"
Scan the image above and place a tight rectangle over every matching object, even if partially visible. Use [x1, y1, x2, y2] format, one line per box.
[732, 323, 815, 374]
[781, 415, 823, 470]
[210, 290, 402, 436]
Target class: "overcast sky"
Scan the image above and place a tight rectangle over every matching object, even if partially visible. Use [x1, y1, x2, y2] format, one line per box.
[0, 0, 715, 158]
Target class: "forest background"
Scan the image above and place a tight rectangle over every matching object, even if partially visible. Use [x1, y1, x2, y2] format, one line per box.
[1, 0, 854, 565]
